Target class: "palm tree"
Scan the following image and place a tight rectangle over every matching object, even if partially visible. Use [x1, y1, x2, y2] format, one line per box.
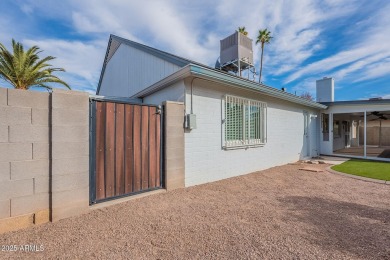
[256, 29, 272, 83]
[0, 39, 70, 90]
[238, 26, 248, 36]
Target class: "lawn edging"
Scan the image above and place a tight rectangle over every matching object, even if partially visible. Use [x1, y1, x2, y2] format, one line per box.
[326, 166, 390, 185]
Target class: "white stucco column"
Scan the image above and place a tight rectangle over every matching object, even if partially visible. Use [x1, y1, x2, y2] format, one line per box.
[330, 113, 333, 153]
[364, 111, 367, 158]
[357, 120, 360, 147]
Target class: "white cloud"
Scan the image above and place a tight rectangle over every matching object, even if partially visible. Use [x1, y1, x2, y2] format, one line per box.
[333, 53, 385, 79]
[353, 58, 390, 82]
[23, 39, 106, 91]
[285, 1, 390, 84]
[66, 1, 218, 64]
[286, 46, 378, 82]
[20, 4, 34, 15]
[60, 0, 361, 73]
[2, 0, 389, 97]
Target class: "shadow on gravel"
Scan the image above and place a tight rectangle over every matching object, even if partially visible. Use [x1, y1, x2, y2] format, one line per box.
[280, 196, 390, 259]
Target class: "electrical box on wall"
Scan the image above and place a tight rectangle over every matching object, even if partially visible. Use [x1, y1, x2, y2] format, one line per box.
[186, 114, 197, 130]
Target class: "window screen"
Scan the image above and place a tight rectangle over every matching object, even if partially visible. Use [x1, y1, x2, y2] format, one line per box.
[224, 95, 267, 148]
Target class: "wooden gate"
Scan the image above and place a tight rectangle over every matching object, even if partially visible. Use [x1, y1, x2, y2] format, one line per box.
[89, 99, 162, 204]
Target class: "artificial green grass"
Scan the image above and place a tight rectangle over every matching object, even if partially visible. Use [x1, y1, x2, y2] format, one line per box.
[331, 159, 390, 181]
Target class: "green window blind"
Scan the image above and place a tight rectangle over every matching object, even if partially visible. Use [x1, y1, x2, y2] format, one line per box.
[224, 95, 267, 148]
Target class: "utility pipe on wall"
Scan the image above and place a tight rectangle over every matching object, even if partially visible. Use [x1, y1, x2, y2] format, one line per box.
[190, 77, 195, 114]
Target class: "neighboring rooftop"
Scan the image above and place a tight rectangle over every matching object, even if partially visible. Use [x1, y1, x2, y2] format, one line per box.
[321, 99, 390, 106]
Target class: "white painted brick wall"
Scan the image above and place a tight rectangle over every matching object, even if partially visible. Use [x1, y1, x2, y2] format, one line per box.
[184, 80, 319, 187]
[141, 78, 320, 187]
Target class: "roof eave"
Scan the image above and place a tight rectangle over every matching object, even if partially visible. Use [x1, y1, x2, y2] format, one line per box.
[321, 99, 390, 106]
[190, 65, 327, 110]
[132, 64, 327, 110]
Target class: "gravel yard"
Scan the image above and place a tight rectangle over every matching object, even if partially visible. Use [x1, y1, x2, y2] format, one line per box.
[1, 163, 389, 259]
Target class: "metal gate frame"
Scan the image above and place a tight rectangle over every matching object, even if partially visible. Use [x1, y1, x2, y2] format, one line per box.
[89, 97, 164, 204]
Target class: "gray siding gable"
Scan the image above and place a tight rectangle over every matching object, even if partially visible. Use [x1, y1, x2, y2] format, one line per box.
[97, 35, 195, 96]
[98, 36, 185, 97]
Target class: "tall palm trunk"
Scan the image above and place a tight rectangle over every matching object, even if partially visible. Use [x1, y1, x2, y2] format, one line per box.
[259, 42, 264, 83]
[256, 28, 272, 84]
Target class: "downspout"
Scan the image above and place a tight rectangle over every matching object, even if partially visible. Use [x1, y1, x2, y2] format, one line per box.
[183, 81, 187, 115]
[190, 77, 195, 114]
[189, 77, 217, 115]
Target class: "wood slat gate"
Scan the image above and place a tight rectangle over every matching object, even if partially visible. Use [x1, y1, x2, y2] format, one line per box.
[89, 99, 162, 204]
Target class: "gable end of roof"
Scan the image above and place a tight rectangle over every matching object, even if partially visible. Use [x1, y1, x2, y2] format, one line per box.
[96, 34, 193, 94]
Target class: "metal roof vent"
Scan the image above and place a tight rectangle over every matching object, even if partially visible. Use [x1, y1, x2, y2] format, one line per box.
[216, 31, 256, 80]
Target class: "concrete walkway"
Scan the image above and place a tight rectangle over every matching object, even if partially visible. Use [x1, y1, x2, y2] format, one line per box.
[311, 155, 349, 165]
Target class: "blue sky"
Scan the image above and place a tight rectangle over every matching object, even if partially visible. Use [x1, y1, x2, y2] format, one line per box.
[1, 0, 389, 100]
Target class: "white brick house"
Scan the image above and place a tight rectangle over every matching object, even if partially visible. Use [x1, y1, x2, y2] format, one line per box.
[97, 34, 327, 187]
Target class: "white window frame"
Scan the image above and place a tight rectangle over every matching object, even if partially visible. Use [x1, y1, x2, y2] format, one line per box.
[223, 95, 267, 149]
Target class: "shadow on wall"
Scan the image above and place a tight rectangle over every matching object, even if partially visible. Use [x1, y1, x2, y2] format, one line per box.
[300, 135, 305, 160]
[279, 196, 390, 259]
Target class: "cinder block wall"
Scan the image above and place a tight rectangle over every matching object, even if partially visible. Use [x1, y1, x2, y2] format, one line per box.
[0, 88, 51, 232]
[51, 89, 89, 221]
[359, 126, 390, 146]
[164, 101, 185, 191]
[0, 88, 89, 233]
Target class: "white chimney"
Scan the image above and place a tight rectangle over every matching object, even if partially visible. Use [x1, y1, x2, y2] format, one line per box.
[316, 77, 334, 102]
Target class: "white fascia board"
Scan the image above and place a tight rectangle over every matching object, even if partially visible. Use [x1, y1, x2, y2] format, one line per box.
[190, 65, 327, 110]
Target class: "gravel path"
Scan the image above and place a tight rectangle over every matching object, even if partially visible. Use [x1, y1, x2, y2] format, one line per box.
[1, 163, 389, 259]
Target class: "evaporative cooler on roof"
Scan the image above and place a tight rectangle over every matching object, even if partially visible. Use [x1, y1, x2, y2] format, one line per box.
[218, 31, 255, 78]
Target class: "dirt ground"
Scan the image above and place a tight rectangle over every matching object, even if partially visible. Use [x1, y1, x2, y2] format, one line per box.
[0, 163, 389, 259]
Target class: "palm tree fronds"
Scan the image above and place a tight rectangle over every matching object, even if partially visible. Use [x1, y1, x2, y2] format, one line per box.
[238, 26, 248, 36]
[255, 29, 273, 83]
[0, 39, 70, 90]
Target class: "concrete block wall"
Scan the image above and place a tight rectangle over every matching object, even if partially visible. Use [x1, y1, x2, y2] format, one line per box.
[359, 126, 390, 146]
[0, 88, 50, 232]
[163, 101, 185, 191]
[0, 88, 89, 233]
[51, 89, 89, 221]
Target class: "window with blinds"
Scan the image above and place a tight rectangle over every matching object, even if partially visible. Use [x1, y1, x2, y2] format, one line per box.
[224, 95, 267, 148]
